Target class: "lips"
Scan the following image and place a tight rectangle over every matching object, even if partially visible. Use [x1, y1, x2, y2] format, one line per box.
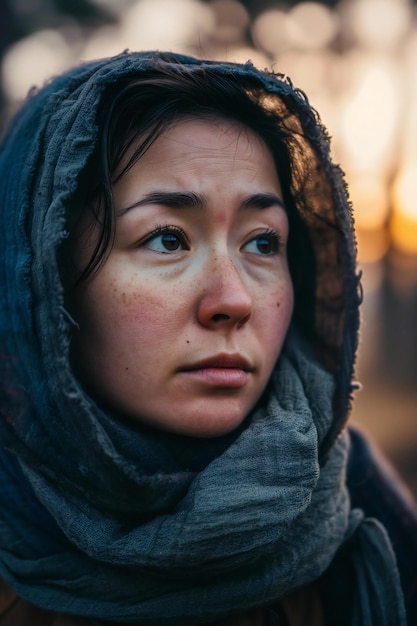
[181, 354, 252, 371]
[180, 354, 253, 388]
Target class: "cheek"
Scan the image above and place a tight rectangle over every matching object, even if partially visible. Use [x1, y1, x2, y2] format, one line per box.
[88, 274, 186, 352]
[278, 282, 294, 323]
[258, 280, 294, 353]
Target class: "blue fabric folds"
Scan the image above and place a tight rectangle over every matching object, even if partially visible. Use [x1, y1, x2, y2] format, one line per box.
[0, 51, 406, 624]
[350, 515, 407, 625]
[0, 336, 352, 623]
[0, 336, 406, 624]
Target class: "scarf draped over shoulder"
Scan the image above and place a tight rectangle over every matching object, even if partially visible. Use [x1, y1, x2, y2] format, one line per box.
[0, 51, 406, 625]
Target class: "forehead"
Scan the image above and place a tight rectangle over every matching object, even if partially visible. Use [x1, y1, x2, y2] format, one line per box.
[116, 117, 280, 193]
[109, 118, 287, 243]
[148, 116, 270, 157]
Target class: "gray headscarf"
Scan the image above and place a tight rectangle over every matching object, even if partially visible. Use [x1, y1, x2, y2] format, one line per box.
[0, 51, 405, 624]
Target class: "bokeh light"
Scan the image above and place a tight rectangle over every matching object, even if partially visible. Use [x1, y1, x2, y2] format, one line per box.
[252, 9, 290, 57]
[2, 29, 74, 101]
[392, 163, 417, 255]
[343, 0, 412, 50]
[287, 2, 338, 50]
[84, 0, 215, 59]
[338, 55, 402, 175]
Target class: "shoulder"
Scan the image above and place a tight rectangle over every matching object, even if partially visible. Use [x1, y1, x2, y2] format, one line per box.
[346, 426, 417, 623]
[346, 425, 417, 535]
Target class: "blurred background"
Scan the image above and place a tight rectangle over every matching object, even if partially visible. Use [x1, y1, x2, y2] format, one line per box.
[1, 0, 417, 496]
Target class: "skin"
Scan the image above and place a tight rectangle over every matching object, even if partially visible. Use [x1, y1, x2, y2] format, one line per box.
[70, 118, 294, 437]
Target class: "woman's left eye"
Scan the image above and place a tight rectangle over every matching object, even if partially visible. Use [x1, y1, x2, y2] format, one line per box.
[242, 230, 281, 255]
[143, 226, 188, 253]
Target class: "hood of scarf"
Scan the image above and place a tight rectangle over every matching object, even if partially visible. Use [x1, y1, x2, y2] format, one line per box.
[0, 51, 366, 623]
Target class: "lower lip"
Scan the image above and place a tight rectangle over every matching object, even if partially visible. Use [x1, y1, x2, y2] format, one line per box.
[182, 368, 250, 388]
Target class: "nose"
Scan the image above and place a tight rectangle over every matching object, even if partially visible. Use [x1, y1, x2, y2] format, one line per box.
[196, 255, 253, 330]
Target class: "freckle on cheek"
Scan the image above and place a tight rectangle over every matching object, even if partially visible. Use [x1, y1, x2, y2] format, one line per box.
[276, 302, 280, 307]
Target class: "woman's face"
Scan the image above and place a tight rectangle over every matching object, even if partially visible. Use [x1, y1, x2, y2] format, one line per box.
[70, 118, 294, 437]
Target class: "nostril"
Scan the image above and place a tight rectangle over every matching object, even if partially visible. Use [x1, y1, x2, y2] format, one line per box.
[212, 313, 230, 322]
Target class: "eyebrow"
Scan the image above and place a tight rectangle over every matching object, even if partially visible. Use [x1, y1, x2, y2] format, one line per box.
[240, 193, 286, 211]
[117, 191, 286, 216]
[117, 192, 204, 216]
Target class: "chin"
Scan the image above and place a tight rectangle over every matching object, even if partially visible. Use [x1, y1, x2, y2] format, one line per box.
[111, 394, 258, 439]
[152, 402, 252, 439]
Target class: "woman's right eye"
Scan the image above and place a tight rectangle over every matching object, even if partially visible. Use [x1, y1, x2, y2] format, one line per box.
[143, 226, 188, 253]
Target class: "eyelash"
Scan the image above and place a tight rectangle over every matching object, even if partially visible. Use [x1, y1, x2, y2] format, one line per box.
[248, 228, 282, 255]
[141, 225, 282, 255]
[142, 224, 189, 252]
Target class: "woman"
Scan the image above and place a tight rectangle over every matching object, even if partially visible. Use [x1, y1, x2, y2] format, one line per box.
[0, 50, 416, 625]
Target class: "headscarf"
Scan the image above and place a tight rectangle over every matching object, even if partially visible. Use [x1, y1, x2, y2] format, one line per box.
[0, 51, 405, 624]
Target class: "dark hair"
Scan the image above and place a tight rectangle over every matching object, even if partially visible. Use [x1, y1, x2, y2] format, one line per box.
[67, 58, 314, 338]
